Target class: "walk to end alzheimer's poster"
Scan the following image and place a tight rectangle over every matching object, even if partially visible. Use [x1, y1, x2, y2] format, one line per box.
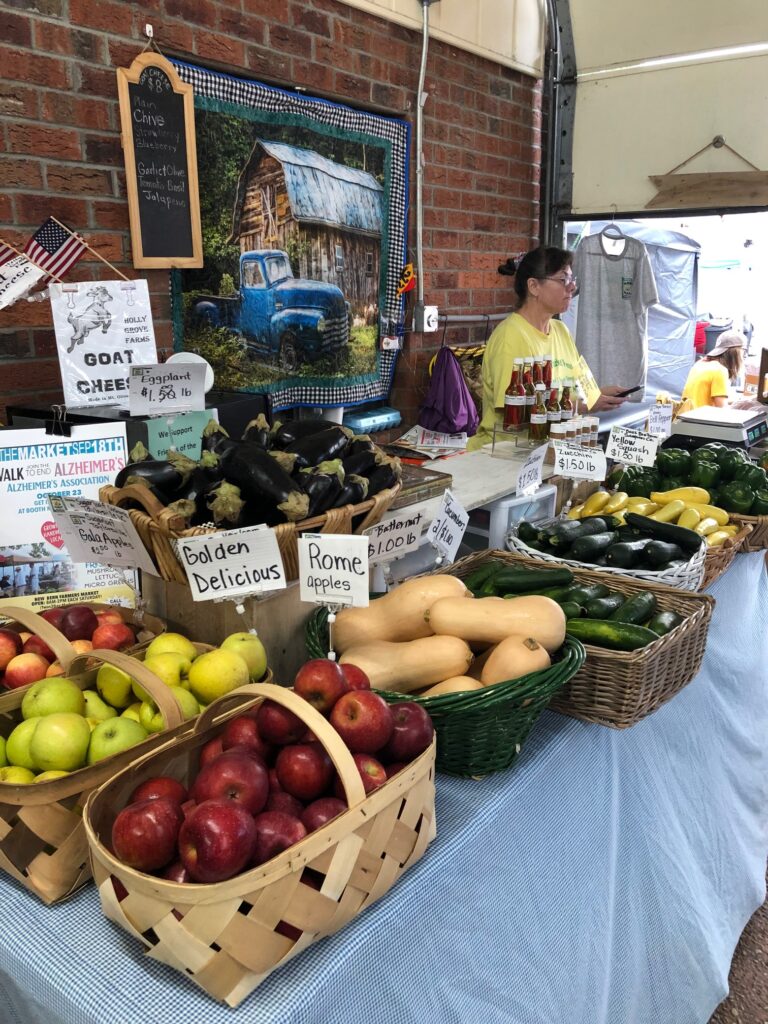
[0, 423, 136, 613]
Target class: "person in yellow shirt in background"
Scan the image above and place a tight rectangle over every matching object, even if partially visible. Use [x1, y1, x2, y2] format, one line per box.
[682, 330, 745, 409]
[469, 246, 629, 450]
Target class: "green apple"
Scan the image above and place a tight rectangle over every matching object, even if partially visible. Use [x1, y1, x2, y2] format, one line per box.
[29, 713, 91, 772]
[132, 653, 187, 701]
[87, 717, 148, 765]
[0, 765, 36, 784]
[83, 689, 117, 722]
[0, 736, 6, 769]
[220, 632, 268, 681]
[21, 677, 85, 720]
[121, 702, 142, 722]
[95, 663, 133, 709]
[6, 718, 40, 770]
[187, 648, 250, 706]
[144, 633, 198, 664]
[139, 685, 199, 733]
[34, 770, 70, 782]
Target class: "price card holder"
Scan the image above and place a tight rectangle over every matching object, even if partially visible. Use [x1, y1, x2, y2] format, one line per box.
[648, 403, 674, 438]
[515, 442, 547, 496]
[175, 525, 286, 603]
[606, 425, 659, 468]
[129, 362, 206, 417]
[553, 441, 607, 481]
[47, 495, 158, 575]
[426, 489, 469, 564]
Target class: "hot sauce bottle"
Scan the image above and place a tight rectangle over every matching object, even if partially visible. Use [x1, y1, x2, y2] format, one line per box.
[528, 383, 549, 445]
[560, 379, 574, 421]
[546, 386, 561, 425]
[542, 354, 553, 389]
[503, 357, 526, 431]
[522, 360, 535, 424]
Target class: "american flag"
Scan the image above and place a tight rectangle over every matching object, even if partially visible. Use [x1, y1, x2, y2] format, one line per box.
[24, 218, 86, 279]
[0, 241, 17, 268]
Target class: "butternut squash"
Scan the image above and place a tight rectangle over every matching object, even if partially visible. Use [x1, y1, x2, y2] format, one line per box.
[420, 676, 484, 697]
[339, 635, 474, 693]
[466, 644, 497, 680]
[425, 595, 566, 653]
[480, 636, 551, 686]
[333, 574, 470, 653]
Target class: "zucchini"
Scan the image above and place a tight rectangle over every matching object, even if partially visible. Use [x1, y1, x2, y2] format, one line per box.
[604, 538, 653, 569]
[642, 540, 685, 569]
[540, 520, 585, 547]
[490, 566, 574, 594]
[569, 531, 619, 563]
[623, 513, 705, 554]
[559, 601, 585, 619]
[517, 521, 541, 544]
[608, 592, 658, 625]
[546, 517, 616, 549]
[563, 582, 611, 603]
[583, 594, 626, 618]
[463, 562, 502, 593]
[565, 618, 659, 651]
[646, 610, 685, 636]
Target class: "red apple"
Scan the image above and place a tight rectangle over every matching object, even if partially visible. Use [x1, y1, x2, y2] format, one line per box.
[352, 752, 388, 794]
[199, 735, 224, 768]
[3, 652, 49, 689]
[293, 658, 347, 714]
[380, 702, 434, 762]
[161, 860, 191, 883]
[340, 663, 371, 691]
[39, 607, 66, 631]
[94, 609, 125, 627]
[256, 700, 306, 745]
[275, 743, 333, 802]
[301, 796, 347, 832]
[385, 761, 408, 779]
[266, 790, 305, 818]
[91, 621, 136, 652]
[179, 799, 257, 883]
[128, 775, 188, 806]
[111, 796, 184, 872]
[330, 690, 393, 754]
[0, 628, 22, 671]
[268, 767, 283, 792]
[190, 750, 269, 814]
[251, 810, 307, 866]
[22, 634, 55, 662]
[221, 715, 274, 761]
[181, 798, 197, 819]
[59, 605, 99, 641]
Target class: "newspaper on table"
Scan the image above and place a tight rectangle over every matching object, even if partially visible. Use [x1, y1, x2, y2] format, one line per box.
[395, 426, 468, 460]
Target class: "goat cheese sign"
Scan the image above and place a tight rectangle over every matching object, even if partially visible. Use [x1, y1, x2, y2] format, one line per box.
[49, 279, 158, 409]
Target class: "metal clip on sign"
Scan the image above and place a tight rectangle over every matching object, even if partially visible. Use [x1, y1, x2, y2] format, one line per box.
[45, 404, 72, 438]
[325, 604, 341, 661]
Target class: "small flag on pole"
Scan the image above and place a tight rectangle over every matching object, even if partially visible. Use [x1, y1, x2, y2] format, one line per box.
[24, 217, 86, 279]
[396, 262, 416, 296]
[0, 241, 17, 268]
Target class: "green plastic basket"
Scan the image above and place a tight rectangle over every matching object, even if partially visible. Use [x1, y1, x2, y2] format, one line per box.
[305, 606, 585, 778]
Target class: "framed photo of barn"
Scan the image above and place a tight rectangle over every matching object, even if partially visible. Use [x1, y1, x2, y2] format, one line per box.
[169, 59, 410, 412]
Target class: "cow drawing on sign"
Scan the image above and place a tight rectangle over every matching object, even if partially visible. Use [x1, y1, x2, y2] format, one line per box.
[66, 286, 113, 352]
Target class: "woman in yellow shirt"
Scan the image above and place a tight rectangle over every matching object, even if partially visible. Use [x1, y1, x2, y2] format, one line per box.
[682, 331, 745, 409]
[469, 247, 628, 450]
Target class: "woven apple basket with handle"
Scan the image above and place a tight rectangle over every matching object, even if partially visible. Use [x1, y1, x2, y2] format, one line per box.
[83, 683, 437, 1008]
[0, 646, 207, 904]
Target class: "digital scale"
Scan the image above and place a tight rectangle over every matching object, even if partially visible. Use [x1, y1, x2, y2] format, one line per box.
[669, 406, 768, 454]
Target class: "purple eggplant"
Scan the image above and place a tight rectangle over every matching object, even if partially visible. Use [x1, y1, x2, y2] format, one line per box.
[206, 482, 247, 528]
[242, 414, 271, 448]
[271, 417, 343, 449]
[365, 455, 402, 497]
[300, 459, 345, 517]
[284, 425, 353, 470]
[336, 473, 369, 508]
[222, 442, 309, 524]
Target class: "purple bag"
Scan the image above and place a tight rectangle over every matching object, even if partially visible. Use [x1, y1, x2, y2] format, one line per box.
[417, 346, 479, 436]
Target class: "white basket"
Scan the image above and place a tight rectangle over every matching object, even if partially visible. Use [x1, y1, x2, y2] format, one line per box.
[505, 522, 706, 591]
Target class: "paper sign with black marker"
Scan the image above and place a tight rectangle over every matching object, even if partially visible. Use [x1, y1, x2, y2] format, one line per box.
[516, 443, 547, 496]
[364, 506, 427, 565]
[427, 489, 469, 563]
[47, 495, 157, 575]
[298, 534, 369, 607]
[175, 526, 286, 602]
[129, 362, 206, 417]
[648, 403, 673, 438]
[606, 425, 659, 468]
[553, 441, 607, 481]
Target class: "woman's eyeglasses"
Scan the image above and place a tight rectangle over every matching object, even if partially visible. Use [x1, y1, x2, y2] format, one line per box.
[543, 275, 578, 290]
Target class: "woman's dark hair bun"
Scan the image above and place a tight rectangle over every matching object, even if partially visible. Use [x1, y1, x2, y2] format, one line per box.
[498, 257, 518, 276]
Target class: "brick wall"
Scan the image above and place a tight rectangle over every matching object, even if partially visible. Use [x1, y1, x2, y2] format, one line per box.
[0, 0, 543, 425]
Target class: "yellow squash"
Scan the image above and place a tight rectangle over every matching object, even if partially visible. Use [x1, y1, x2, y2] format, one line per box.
[680, 503, 729, 527]
[650, 487, 710, 505]
[677, 508, 701, 530]
[649, 499, 686, 523]
[705, 530, 731, 547]
[602, 491, 628, 514]
[581, 491, 611, 517]
[694, 517, 721, 536]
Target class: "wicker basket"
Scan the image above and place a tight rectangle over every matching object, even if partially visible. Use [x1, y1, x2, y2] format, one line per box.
[99, 481, 400, 584]
[506, 521, 707, 591]
[700, 523, 753, 590]
[728, 512, 768, 552]
[441, 550, 713, 729]
[305, 606, 586, 778]
[83, 683, 436, 1007]
[0, 646, 206, 903]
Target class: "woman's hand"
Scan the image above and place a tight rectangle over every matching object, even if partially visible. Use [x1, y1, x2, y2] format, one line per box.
[591, 386, 628, 412]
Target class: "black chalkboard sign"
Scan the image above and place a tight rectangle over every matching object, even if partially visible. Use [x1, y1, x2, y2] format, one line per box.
[117, 53, 202, 269]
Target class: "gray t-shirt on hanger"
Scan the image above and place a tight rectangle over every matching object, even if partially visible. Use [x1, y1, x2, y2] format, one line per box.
[572, 233, 658, 400]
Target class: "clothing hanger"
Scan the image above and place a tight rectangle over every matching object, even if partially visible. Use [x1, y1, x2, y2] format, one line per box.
[600, 205, 625, 241]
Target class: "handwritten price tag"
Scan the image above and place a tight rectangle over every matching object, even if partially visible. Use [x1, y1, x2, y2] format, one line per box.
[427, 489, 469, 562]
[648, 403, 674, 438]
[553, 441, 607, 481]
[606, 425, 659, 467]
[298, 534, 370, 608]
[47, 495, 157, 574]
[176, 526, 286, 602]
[364, 505, 427, 565]
[576, 355, 602, 410]
[515, 443, 547, 495]
[129, 363, 206, 417]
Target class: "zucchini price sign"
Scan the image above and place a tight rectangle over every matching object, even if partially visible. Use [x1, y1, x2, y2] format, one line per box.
[426, 489, 469, 562]
[298, 533, 370, 607]
[175, 526, 286, 602]
[553, 441, 607, 481]
[364, 506, 427, 565]
[606, 425, 659, 467]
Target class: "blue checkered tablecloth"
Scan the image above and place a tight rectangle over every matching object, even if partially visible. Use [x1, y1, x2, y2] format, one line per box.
[1, 553, 766, 1024]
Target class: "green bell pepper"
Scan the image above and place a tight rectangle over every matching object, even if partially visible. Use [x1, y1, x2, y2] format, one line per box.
[689, 461, 721, 489]
[655, 448, 691, 478]
[657, 475, 689, 493]
[689, 448, 719, 470]
[698, 442, 733, 465]
[735, 462, 768, 490]
[718, 481, 755, 514]
[623, 466, 660, 498]
[759, 452, 768, 473]
[750, 490, 768, 515]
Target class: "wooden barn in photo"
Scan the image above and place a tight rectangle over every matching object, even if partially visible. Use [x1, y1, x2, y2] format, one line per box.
[229, 140, 383, 321]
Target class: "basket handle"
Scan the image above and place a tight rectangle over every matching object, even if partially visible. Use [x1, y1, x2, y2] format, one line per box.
[195, 682, 367, 808]
[0, 604, 76, 667]
[100, 483, 188, 529]
[68, 648, 185, 729]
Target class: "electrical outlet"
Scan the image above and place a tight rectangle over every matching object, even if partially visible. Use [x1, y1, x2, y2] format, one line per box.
[424, 306, 439, 332]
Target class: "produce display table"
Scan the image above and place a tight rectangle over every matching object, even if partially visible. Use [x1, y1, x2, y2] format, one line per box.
[1, 552, 766, 1024]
